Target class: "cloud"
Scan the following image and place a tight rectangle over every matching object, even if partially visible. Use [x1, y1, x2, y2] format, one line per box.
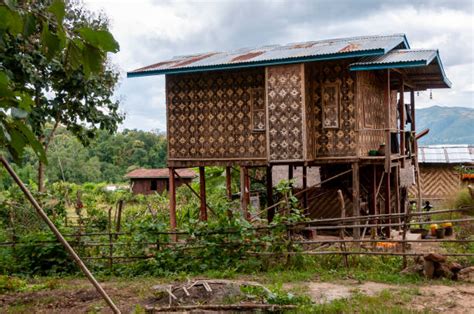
[85, 0, 473, 130]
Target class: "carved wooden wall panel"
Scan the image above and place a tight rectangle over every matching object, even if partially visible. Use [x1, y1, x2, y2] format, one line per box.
[356, 71, 386, 156]
[307, 61, 357, 157]
[266, 64, 305, 161]
[166, 69, 266, 166]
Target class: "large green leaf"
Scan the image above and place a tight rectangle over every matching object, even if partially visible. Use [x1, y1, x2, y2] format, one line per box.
[65, 40, 83, 70]
[41, 22, 61, 59]
[0, 6, 22, 34]
[82, 44, 103, 76]
[48, 0, 65, 24]
[78, 27, 119, 53]
[15, 120, 47, 163]
[0, 71, 14, 98]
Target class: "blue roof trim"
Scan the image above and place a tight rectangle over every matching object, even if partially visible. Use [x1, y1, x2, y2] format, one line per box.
[127, 49, 385, 78]
[349, 60, 428, 71]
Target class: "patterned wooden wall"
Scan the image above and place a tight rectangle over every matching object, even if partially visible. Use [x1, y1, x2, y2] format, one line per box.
[410, 165, 460, 200]
[266, 64, 306, 161]
[306, 61, 357, 157]
[356, 71, 386, 156]
[166, 68, 266, 167]
[356, 71, 398, 156]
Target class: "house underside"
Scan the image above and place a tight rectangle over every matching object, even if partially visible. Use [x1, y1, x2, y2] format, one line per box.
[128, 34, 451, 236]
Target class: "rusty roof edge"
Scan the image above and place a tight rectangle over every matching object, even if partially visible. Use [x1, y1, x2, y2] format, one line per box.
[127, 48, 385, 78]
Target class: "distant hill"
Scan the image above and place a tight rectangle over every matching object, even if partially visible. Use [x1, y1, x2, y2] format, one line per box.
[416, 106, 474, 145]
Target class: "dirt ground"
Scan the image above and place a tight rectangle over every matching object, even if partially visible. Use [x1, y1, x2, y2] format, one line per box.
[1, 278, 473, 313]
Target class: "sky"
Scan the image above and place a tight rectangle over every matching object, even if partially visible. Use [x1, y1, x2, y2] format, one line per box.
[84, 0, 474, 132]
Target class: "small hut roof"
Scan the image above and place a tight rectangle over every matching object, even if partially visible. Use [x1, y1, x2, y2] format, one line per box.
[418, 145, 474, 164]
[125, 168, 196, 179]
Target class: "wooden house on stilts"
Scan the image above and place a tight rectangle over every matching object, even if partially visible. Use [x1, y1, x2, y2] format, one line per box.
[127, 34, 451, 237]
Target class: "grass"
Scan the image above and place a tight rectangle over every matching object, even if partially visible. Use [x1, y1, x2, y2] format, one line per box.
[298, 288, 428, 314]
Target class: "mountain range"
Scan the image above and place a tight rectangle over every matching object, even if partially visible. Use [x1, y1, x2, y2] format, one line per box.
[415, 106, 474, 145]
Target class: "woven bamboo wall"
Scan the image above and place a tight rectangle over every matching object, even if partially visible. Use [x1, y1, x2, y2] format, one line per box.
[306, 60, 357, 157]
[266, 64, 306, 161]
[410, 164, 460, 200]
[356, 71, 386, 156]
[166, 68, 267, 167]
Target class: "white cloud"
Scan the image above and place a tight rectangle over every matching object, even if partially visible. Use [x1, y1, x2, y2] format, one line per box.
[85, 0, 473, 131]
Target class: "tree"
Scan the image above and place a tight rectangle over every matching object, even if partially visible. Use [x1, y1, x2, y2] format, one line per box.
[0, 0, 122, 191]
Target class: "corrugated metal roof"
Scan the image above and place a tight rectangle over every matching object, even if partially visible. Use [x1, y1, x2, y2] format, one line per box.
[350, 49, 451, 89]
[125, 168, 197, 179]
[350, 49, 437, 66]
[128, 34, 408, 77]
[418, 145, 474, 164]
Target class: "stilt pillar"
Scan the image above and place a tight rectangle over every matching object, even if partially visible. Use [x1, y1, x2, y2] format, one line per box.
[302, 165, 308, 210]
[169, 167, 177, 241]
[199, 166, 207, 221]
[352, 163, 360, 239]
[225, 166, 232, 200]
[384, 168, 392, 238]
[266, 166, 274, 222]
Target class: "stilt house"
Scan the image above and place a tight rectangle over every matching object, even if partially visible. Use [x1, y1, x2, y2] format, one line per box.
[128, 34, 451, 234]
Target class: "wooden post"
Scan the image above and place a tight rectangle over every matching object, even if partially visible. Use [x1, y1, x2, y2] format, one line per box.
[288, 165, 293, 182]
[385, 69, 391, 173]
[199, 166, 207, 221]
[399, 76, 405, 167]
[0, 156, 121, 314]
[302, 166, 308, 210]
[225, 166, 232, 200]
[266, 165, 274, 222]
[411, 89, 422, 210]
[384, 168, 391, 238]
[115, 200, 123, 239]
[169, 167, 177, 242]
[371, 165, 377, 239]
[245, 167, 251, 220]
[352, 163, 360, 239]
[241, 166, 250, 220]
[395, 165, 401, 229]
[107, 207, 113, 272]
[337, 190, 349, 267]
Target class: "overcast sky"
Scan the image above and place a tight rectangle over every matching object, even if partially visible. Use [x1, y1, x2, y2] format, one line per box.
[84, 0, 474, 132]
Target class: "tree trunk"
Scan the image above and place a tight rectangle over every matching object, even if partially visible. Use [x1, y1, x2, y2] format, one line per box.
[37, 119, 60, 192]
[38, 160, 45, 192]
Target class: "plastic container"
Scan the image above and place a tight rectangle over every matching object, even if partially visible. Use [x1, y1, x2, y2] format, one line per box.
[430, 224, 438, 236]
[443, 222, 453, 236]
[436, 228, 445, 239]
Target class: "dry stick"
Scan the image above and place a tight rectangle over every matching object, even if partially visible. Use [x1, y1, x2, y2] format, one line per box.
[337, 190, 349, 268]
[0, 156, 121, 314]
[250, 169, 353, 221]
